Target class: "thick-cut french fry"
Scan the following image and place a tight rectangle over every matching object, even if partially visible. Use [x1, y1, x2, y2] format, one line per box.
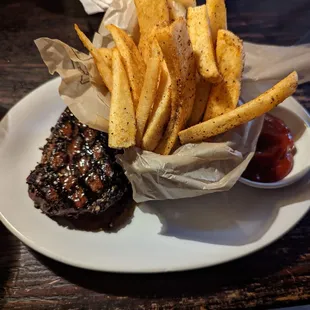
[188, 74, 211, 126]
[138, 34, 151, 63]
[136, 40, 162, 146]
[98, 47, 113, 69]
[155, 26, 177, 120]
[207, 0, 227, 45]
[187, 5, 221, 83]
[142, 63, 171, 151]
[135, 0, 170, 63]
[106, 24, 146, 109]
[134, 0, 170, 36]
[139, 24, 167, 63]
[74, 24, 113, 92]
[167, 0, 187, 21]
[204, 30, 243, 120]
[175, 0, 196, 8]
[179, 71, 298, 144]
[155, 18, 196, 155]
[109, 49, 136, 149]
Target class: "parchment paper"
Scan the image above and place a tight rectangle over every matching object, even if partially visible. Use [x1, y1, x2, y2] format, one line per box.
[79, 0, 113, 15]
[34, 0, 310, 203]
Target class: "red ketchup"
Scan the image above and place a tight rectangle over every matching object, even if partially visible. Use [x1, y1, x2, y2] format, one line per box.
[242, 114, 295, 183]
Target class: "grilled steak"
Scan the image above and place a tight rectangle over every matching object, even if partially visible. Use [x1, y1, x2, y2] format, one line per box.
[27, 108, 133, 231]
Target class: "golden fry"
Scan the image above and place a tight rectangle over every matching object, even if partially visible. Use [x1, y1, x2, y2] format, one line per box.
[187, 5, 221, 83]
[109, 49, 136, 149]
[204, 30, 244, 120]
[106, 24, 146, 109]
[98, 47, 113, 69]
[155, 18, 196, 155]
[138, 24, 167, 63]
[207, 0, 227, 45]
[134, 0, 170, 35]
[188, 74, 211, 126]
[155, 26, 177, 120]
[179, 72, 298, 144]
[138, 34, 151, 63]
[175, 0, 196, 7]
[74, 24, 113, 92]
[135, 0, 170, 63]
[136, 40, 162, 146]
[142, 63, 171, 151]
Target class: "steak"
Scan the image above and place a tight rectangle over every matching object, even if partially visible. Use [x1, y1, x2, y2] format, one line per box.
[26, 108, 133, 231]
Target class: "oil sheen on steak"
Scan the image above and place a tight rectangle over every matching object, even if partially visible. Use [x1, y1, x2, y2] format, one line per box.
[26, 108, 133, 231]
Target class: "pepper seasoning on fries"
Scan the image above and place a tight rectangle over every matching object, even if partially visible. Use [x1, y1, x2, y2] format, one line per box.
[74, 0, 298, 153]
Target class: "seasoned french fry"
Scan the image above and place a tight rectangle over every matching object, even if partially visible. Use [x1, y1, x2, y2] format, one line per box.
[188, 74, 211, 126]
[139, 24, 167, 63]
[109, 49, 136, 149]
[135, 0, 170, 63]
[179, 71, 298, 144]
[187, 5, 221, 83]
[175, 0, 196, 7]
[106, 24, 146, 109]
[167, 0, 187, 21]
[155, 18, 196, 155]
[203, 29, 244, 120]
[136, 40, 162, 146]
[134, 0, 170, 35]
[74, 24, 113, 92]
[207, 0, 227, 45]
[155, 26, 177, 120]
[98, 47, 113, 69]
[142, 63, 171, 151]
[138, 34, 151, 63]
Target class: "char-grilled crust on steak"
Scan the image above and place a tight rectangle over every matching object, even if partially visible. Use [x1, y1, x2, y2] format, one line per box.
[26, 108, 133, 231]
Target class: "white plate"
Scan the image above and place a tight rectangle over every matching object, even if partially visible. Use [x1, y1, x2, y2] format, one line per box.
[0, 77, 309, 273]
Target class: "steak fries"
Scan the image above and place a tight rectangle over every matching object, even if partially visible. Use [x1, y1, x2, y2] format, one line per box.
[74, 1, 297, 154]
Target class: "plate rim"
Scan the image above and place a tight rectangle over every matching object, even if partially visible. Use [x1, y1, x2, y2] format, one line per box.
[0, 77, 309, 273]
[1, 201, 310, 273]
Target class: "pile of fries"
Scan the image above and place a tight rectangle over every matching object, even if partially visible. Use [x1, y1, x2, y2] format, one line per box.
[75, 0, 298, 155]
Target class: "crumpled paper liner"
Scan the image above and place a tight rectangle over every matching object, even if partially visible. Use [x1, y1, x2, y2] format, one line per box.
[79, 0, 113, 15]
[34, 38, 111, 132]
[34, 0, 310, 203]
[118, 117, 263, 202]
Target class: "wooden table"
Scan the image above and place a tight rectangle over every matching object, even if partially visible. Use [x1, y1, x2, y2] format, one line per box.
[1, 0, 310, 309]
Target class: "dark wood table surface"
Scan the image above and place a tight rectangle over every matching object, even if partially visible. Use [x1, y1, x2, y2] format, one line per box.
[1, 0, 310, 309]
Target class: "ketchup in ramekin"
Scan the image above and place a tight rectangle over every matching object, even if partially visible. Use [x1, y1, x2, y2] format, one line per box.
[242, 114, 295, 183]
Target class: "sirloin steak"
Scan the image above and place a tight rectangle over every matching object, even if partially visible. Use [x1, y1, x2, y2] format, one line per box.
[26, 108, 133, 231]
